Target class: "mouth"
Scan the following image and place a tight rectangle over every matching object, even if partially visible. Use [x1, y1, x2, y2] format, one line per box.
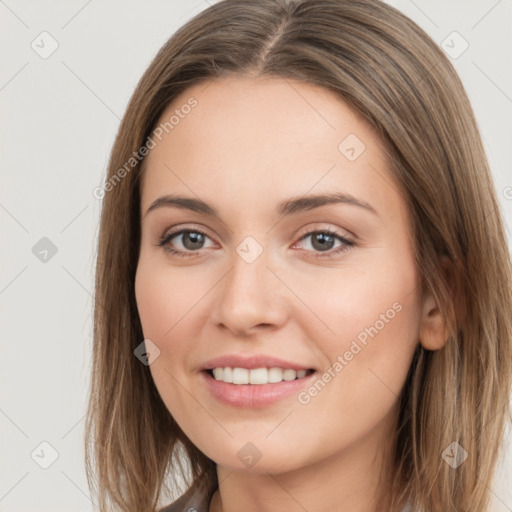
[200, 367, 318, 408]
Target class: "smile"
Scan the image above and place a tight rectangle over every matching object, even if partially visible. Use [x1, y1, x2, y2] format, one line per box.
[209, 367, 314, 385]
[201, 368, 317, 408]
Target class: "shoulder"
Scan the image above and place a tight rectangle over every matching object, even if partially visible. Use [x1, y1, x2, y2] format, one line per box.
[158, 482, 214, 512]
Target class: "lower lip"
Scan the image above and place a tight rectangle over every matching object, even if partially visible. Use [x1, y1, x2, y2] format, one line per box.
[200, 370, 317, 408]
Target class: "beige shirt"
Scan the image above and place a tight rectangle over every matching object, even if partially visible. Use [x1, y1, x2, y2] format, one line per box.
[159, 482, 215, 512]
[159, 484, 415, 512]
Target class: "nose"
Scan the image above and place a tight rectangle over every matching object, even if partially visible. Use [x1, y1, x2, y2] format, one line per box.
[210, 246, 288, 337]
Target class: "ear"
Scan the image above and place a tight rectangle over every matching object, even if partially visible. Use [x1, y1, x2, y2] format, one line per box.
[419, 256, 458, 351]
[419, 290, 448, 351]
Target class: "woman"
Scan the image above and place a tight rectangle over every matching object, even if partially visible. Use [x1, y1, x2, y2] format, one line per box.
[84, 1, 512, 511]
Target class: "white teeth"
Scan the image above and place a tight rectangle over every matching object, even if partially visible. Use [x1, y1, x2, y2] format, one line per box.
[282, 369, 297, 381]
[232, 368, 249, 384]
[249, 368, 268, 384]
[223, 367, 233, 383]
[268, 367, 283, 383]
[210, 367, 311, 385]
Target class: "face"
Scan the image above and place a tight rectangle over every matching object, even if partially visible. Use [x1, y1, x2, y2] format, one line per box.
[135, 75, 424, 474]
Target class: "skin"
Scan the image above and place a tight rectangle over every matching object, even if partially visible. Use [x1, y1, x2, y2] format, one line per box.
[134, 75, 447, 512]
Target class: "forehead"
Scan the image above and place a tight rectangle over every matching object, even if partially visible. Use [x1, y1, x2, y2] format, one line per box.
[145, 74, 384, 161]
[139, 76, 401, 221]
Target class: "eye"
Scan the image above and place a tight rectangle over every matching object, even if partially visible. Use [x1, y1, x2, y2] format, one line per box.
[156, 226, 355, 259]
[157, 227, 215, 257]
[293, 228, 355, 258]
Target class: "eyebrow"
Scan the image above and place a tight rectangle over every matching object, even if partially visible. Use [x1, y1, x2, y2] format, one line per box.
[143, 192, 378, 219]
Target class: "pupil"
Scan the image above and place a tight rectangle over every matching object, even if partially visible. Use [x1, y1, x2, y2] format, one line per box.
[184, 232, 204, 249]
[312, 233, 334, 251]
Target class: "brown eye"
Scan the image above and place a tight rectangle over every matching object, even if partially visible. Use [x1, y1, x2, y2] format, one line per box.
[175, 231, 206, 250]
[158, 228, 215, 257]
[295, 229, 355, 259]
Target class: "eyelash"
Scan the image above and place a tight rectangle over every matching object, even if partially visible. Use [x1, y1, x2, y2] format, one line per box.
[156, 226, 355, 259]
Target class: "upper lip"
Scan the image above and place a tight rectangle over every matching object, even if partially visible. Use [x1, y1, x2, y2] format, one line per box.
[200, 354, 315, 372]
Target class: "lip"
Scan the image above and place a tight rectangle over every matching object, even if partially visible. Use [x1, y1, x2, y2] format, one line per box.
[200, 369, 317, 409]
[200, 354, 315, 372]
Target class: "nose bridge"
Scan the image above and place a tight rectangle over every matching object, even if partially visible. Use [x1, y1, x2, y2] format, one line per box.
[212, 235, 286, 333]
[225, 236, 273, 305]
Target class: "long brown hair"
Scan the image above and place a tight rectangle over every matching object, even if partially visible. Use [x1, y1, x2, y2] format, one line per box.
[85, 1, 512, 511]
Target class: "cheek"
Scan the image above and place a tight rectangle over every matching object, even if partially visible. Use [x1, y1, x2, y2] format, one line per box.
[134, 269, 170, 343]
[294, 257, 420, 353]
[134, 253, 205, 346]
[134, 254, 215, 413]
[284, 265, 420, 462]
[134, 258, 203, 423]
[291, 249, 421, 410]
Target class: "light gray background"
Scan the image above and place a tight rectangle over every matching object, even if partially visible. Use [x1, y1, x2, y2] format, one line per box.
[1, 1, 511, 511]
